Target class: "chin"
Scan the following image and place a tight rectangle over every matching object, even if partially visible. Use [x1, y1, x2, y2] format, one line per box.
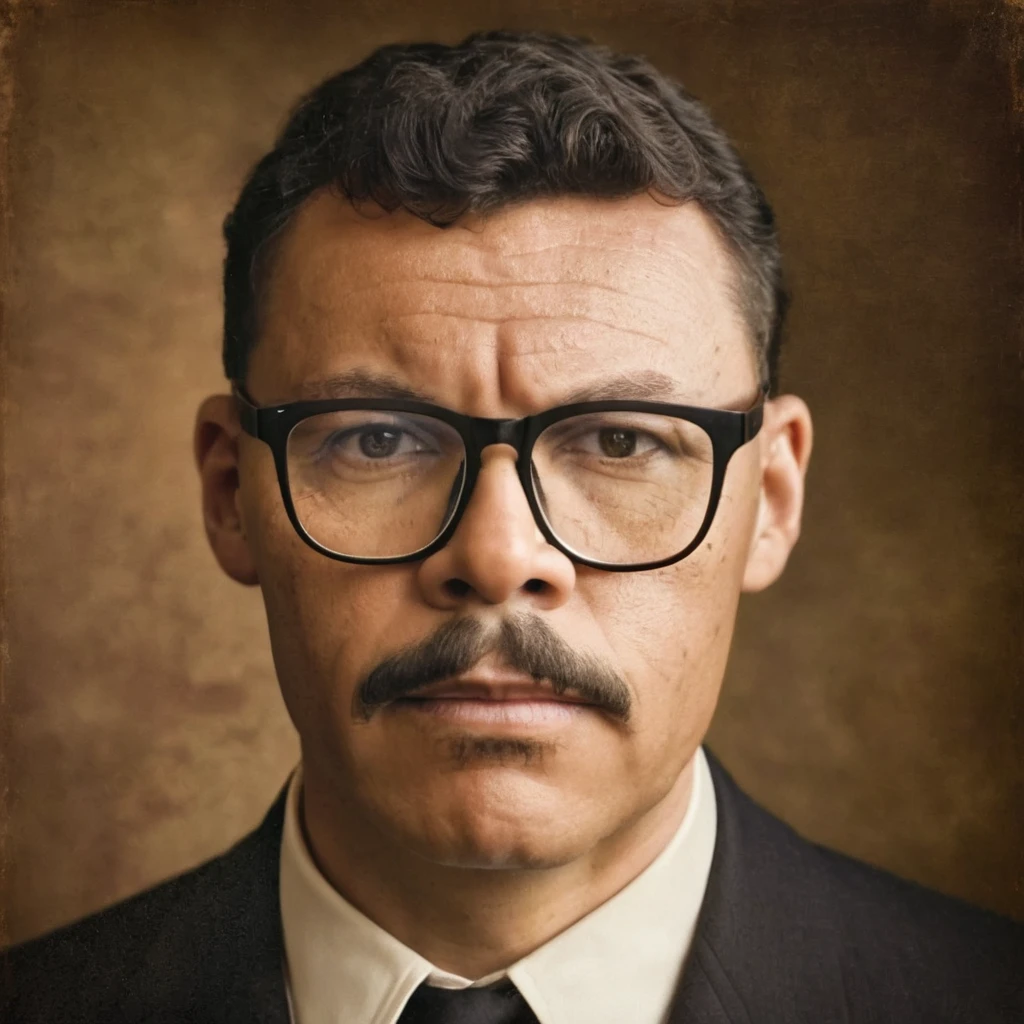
[393, 778, 595, 872]
[419, 829, 583, 872]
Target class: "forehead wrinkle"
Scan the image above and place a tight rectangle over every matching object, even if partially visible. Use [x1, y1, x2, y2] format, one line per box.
[332, 239, 657, 280]
[452, 193, 713, 250]
[278, 190, 738, 301]
[303, 213, 732, 305]
[446, 237, 701, 287]
[381, 233, 720, 291]
[310, 271, 696, 336]
[350, 248, 725, 369]
[457, 204, 740, 297]
[381, 311, 677, 350]
[350, 274, 659, 302]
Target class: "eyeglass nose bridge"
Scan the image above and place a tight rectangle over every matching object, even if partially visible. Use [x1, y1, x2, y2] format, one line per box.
[467, 417, 530, 454]
[451, 416, 540, 530]
[441, 415, 550, 556]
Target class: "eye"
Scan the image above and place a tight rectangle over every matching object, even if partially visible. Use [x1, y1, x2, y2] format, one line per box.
[535, 414, 678, 472]
[313, 423, 435, 466]
[356, 428, 407, 459]
[575, 426, 660, 459]
[597, 428, 640, 458]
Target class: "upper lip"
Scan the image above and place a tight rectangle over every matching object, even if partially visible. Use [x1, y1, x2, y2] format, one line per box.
[404, 674, 592, 704]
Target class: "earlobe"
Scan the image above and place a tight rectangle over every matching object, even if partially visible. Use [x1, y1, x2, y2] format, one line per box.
[194, 395, 260, 586]
[741, 395, 813, 593]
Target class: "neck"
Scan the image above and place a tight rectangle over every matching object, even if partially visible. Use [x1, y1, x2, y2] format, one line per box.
[299, 755, 697, 979]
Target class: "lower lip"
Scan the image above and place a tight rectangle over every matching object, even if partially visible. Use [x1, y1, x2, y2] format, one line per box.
[393, 698, 589, 727]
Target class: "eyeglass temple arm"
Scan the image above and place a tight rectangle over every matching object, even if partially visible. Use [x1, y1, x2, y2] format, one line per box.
[231, 382, 260, 439]
[741, 381, 771, 442]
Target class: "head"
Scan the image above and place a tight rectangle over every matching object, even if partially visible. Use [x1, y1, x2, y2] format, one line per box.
[196, 31, 811, 871]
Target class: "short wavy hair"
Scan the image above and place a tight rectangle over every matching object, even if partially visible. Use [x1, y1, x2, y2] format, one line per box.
[222, 30, 787, 391]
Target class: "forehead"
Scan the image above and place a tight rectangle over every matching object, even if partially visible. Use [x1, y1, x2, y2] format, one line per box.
[251, 190, 758, 411]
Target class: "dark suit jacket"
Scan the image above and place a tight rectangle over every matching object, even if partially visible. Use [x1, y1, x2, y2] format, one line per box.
[2, 751, 1021, 1023]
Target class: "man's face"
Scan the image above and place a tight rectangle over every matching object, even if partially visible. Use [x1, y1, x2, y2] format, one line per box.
[228, 191, 785, 870]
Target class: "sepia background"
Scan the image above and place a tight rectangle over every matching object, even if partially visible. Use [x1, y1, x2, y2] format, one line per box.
[1, 0, 1021, 945]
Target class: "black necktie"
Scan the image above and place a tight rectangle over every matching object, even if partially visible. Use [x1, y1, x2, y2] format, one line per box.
[396, 978, 541, 1024]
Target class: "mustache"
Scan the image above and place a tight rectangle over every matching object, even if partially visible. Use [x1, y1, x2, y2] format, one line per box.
[353, 614, 632, 724]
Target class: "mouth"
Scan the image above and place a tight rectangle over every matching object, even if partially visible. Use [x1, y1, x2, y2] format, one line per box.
[393, 695, 590, 727]
[391, 672, 595, 727]
[403, 671, 594, 703]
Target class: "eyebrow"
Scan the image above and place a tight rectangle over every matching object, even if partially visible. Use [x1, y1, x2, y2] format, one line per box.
[290, 367, 684, 407]
[292, 369, 436, 403]
[557, 370, 683, 404]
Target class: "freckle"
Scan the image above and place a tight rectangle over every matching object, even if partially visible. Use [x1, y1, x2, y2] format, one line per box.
[707, 542, 713, 551]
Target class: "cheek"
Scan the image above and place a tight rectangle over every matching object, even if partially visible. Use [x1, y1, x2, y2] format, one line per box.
[585, 550, 737, 678]
[581, 479, 757, 738]
[238, 460, 395, 717]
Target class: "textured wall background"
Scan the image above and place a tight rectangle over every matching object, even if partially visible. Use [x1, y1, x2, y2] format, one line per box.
[1, 0, 1021, 945]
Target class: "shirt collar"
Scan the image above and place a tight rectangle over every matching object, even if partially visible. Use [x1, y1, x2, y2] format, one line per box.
[280, 746, 717, 1024]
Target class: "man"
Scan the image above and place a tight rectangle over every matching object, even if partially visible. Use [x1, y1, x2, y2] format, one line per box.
[2, 29, 1020, 1024]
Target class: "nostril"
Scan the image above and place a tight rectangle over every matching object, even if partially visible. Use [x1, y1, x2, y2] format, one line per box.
[444, 578, 471, 598]
[524, 578, 546, 594]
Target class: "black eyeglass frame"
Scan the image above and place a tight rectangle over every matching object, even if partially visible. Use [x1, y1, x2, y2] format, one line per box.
[232, 382, 769, 573]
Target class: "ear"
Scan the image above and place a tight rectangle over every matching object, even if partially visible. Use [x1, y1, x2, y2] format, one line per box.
[741, 394, 813, 593]
[194, 394, 259, 586]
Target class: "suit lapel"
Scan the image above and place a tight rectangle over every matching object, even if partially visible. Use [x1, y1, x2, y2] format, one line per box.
[667, 749, 851, 1024]
[664, 750, 756, 1024]
[666, 939, 750, 1024]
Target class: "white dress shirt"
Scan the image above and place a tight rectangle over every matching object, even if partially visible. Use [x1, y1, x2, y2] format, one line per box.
[280, 745, 717, 1024]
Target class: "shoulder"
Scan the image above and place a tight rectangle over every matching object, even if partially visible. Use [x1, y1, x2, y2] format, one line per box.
[702, 750, 1024, 1021]
[1, 855, 227, 1020]
[809, 826, 1022, 995]
[0, 788, 289, 1024]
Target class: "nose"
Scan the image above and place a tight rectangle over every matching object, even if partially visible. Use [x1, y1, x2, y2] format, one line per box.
[416, 445, 576, 610]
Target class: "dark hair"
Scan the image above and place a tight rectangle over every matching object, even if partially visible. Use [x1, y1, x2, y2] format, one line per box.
[222, 30, 787, 391]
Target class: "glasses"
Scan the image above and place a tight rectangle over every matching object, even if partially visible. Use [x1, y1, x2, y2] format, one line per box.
[233, 382, 768, 573]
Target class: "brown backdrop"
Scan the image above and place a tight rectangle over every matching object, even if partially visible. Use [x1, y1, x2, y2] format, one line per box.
[1, 0, 1021, 946]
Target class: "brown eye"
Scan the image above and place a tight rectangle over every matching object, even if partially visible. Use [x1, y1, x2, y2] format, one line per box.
[598, 428, 638, 458]
[358, 429, 403, 458]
